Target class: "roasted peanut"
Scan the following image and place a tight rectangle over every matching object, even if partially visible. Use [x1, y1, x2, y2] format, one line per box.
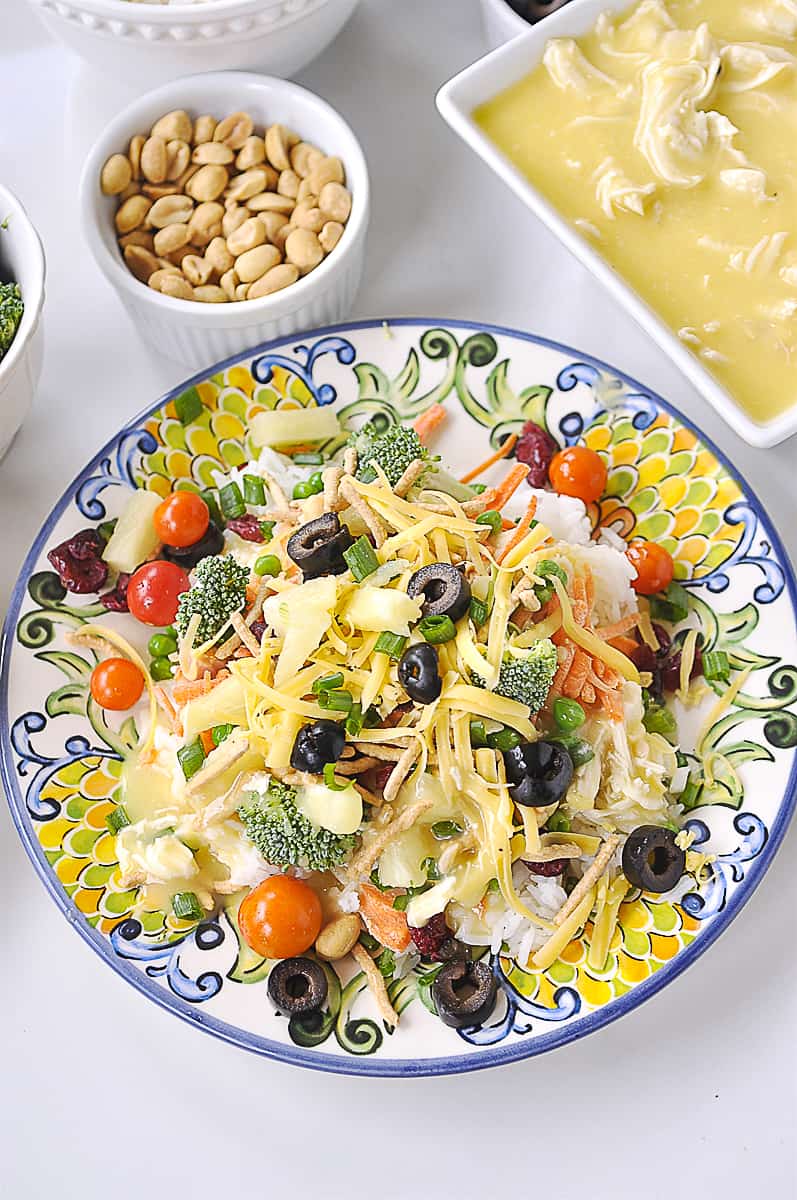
[101, 153, 132, 196]
[222, 205, 249, 238]
[234, 282, 250, 301]
[153, 223, 192, 256]
[259, 211, 290, 242]
[265, 124, 297, 171]
[141, 136, 168, 184]
[290, 141, 323, 179]
[186, 164, 229, 203]
[292, 202, 325, 233]
[151, 109, 193, 143]
[245, 192, 294, 214]
[226, 216, 267, 257]
[214, 111, 254, 150]
[159, 273, 195, 301]
[309, 155, 345, 194]
[182, 254, 215, 287]
[119, 230, 155, 252]
[193, 114, 217, 145]
[296, 177, 315, 203]
[165, 139, 191, 180]
[148, 267, 183, 291]
[226, 167, 269, 203]
[285, 227, 323, 273]
[192, 142, 235, 166]
[148, 194, 193, 229]
[188, 201, 224, 246]
[220, 267, 239, 300]
[206, 236, 235, 275]
[115, 194, 152, 234]
[319, 220, 344, 254]
[142, 182, 181, 201]
[315, 914, 360, 962]
[277, 169, 300, 199]
[128, 134, 145, 180]
[319, 181, 352, 223]
[236, 136, 266, 171]
[271, 222, 294, 253]
[235, 243, 281, 283]
[123, 243, 160, 283]
[195, 285, 229, 303]
[116, 182, 141, 204]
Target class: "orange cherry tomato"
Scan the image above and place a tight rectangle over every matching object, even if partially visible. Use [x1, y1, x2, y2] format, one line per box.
[90, 657, 145, 711]
[627, 540, 675, 595]
[154, 491, 210, 548]
[127, 560, 190, 627]
[238, 876, 322, 959]
[548, 445, 608, 504]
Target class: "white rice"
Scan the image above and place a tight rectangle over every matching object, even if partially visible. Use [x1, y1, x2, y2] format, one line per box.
[450, 862, 569, 963]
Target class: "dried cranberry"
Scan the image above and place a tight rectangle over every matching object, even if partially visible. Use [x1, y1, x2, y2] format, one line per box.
[409, 912, 461, 961]
[225, 515, 264, 543]
[651, 624, 672, 656]
[100, 572, 130, 612]
[374, 764, 394, 794]
[47, 530, 108, 595]
[515, 421, 558, 489]
[525, 858, 569, 877]
[660, 645, 703, 694]
[249, 619, 266, 643]
[631, 642, 658, 674]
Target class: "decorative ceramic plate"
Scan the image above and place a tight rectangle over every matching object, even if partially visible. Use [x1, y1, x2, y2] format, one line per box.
[2, 319, 795, 1076]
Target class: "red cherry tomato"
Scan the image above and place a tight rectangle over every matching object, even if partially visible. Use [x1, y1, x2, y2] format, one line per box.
[238, 876, 322, 959]
[548, 445, 608, 504]
[627, 540, 675, 595]
[127, 560, 190, 627]
[90, 657, 145, 711]
[154, 491, 209, 548]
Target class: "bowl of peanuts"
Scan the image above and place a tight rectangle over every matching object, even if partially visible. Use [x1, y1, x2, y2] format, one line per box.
[81, 71, 369, 367]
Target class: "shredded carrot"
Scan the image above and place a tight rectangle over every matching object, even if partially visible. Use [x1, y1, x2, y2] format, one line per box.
[245, 580, 260, 606]
[600, 688, 625, 720]
[497, 496, 538, 564]
[460, 433, 518, 484]
[479, 463, 530, 512]
[200, 729, 215, 755]
[607, 634, 639, 658]
[563, 648, 591, 698]
[153, 686, 182, 737]
[571, 575, 590, 626]
[358, 882, 411, 952]
[581, 682, 596, 705]
[552, 643, 575, 693]
[583, 564, 595, 614]
[595, 614, 640, 640]
[413, 404, 447, 444]
[172, 668, 230, 706]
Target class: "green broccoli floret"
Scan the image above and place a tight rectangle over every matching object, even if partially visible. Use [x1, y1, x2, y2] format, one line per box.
[0, 282, 23, 362]
[352, 421, 476, 501]
[474, 639, 558, 712]
[238, 780, 354, 871]
[175, 553, 248, 644]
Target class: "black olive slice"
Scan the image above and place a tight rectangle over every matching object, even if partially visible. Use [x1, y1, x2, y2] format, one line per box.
[503, 739, 574, 807]
[290, 719, 346, 774]
[432, 960, 497, 1029]
[407, 563, 471, 622]
[398, 643, 442, 705]
[267, 957, 328, 1015]
[622, 825, 686, 894]
[162, 521, 225, 570]
[286, 513, 354, 580]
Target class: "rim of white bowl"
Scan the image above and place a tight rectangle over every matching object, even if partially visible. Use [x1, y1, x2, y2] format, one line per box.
[483, 0, 529, 34]
[80, 71, 369, 325]
[32, 0, 335, 19]
[0, 185, 46, 385]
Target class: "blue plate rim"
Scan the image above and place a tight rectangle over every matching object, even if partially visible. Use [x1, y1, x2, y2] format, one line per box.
[2, 316, 795, 1078]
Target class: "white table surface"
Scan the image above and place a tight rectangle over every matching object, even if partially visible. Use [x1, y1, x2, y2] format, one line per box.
[2, 2, 795, 1195]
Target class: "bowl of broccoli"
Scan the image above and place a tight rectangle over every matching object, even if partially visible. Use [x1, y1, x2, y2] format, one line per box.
[0, 183, 45, 460]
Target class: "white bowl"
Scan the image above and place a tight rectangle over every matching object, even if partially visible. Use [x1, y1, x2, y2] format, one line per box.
[0, 186, 46, 461]
[26, 0, 361, 87]
[438, 0, 797, 448]
[81, 71, 369, 369]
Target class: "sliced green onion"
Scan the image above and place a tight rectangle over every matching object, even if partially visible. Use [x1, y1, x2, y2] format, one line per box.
[680, 775, 703, 810]
[243, 474, 266, 506]
[97, 518, 117, 545]
[312, 671, 345, 694]
[105, 805, 131, 835]
[649, 580, 690, 624]
[212, 723, 235, 746]
[359, 930, 380, 951]
[431, 820, 463, 840]
[345, 702, 364, 737]
[487, 727, 521, 752]
[374, 631, 407, 660]
[421, 856, 441, 882]
[200, 489, 223, 529]
[547, 810, 571, 834]
[259, 520, 276, 542]
[643, 702, 678, 742]
[549, 733, 595, 768]
[367, 868, 389, 893]
[418, 614, 456, 644]
[476, 510, 502, 536]
[486, 877, 501, 894]
[323, 762, 348, 791]
[376, 949, 396, 978]
[172, 891, 204, 921]
[292, 452, 324, 465]
[470, 483, 487, 495]
[553, 698, 586, 732]
[148, 632, 178, 658]
[363, 705, 382, 728]
[254, 553, 281, 577]
[469, 597, 488, 627]
[469, 719, 488, 748]
[392, 893, 410, 912]
[317, 689, 353, 713]
[177, 737, 206, 780]
[174, 386, 203, 425]
[534, 559, 568, 604]
[343, 535, 380, 582]
[150, 657, 174, 681]
[219, 481, 245, 520]
[702, 650, 730, 682]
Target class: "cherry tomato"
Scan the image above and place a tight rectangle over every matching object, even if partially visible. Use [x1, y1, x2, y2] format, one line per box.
[90, 657, 145, 711]
[238, 876, 322, 959]
[548, 445, 608, 504]
[627, 540, 675, 595]
[154, 491, 209, 549]
[127, 560, 190, 627]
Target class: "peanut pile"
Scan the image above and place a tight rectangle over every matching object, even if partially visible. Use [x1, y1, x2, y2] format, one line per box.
[100, 108, 352, 303]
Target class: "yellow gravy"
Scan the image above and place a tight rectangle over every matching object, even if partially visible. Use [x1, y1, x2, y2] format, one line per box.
[475, 0, 797, 424]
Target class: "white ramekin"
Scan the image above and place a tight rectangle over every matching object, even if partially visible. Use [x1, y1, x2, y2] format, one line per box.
[80, 71, 369, 369]
[25, 0, 361, 86]
[480, 0, 527, 48]
[0, 186, 46, 461]
[438, 0, 797, 448]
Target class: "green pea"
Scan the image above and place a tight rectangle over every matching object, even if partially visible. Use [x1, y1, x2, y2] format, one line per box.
[148, 633, 178, 658]
[553, 698, 586, 732]
[293, 482, 316, 500]
[150, 657, 175, 681]
[254, 554, 281, 577]
[307, 471, 324, 494]
[476, 510, 502, 536]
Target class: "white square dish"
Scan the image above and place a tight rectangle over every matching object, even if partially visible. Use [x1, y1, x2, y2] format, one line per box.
[436, 0, 797, 448]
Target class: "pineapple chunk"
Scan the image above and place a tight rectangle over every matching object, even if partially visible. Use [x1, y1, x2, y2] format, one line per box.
[250, 406, 340, 448]
[103, 489, 162, 575]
